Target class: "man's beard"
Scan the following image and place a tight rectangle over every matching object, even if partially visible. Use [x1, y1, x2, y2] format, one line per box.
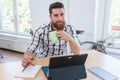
[52, 21, 65, 31]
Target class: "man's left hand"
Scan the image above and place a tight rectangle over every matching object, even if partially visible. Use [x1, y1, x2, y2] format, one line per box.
[57, 31, 73, 42]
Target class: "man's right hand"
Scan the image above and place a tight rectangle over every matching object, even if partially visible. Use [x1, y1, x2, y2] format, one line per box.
[22, 51, 35, 67]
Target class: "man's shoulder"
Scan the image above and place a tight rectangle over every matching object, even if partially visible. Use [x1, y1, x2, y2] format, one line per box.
[35, 23, 50, 31]
[66, 24, 74, 28]
[66, 24, 73, 27]
[41, 23, 50, 29]
[65, 24, 74, 30]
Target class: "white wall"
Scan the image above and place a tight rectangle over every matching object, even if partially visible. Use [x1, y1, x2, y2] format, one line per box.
[94, 0, 111, 42]
[29, 0, 96, 41]
[29, 0, 70, 30]
[94, 0, 107, 42]
[29, 0, 51, 30]
[69, 0, 95, 41]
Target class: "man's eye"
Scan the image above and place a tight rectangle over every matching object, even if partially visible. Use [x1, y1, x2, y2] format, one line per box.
[54, 14, 58, 17]
[61, 13, 64, 16]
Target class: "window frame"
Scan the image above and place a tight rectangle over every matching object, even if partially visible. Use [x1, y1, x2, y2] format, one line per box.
[0, 0, 32, 36]
[94, 0, 120, 49]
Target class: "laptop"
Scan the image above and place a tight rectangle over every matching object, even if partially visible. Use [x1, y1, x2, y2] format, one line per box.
[42, 54, 88, 80]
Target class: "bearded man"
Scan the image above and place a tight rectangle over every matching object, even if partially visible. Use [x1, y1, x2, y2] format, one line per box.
[22, 2, 80, 67]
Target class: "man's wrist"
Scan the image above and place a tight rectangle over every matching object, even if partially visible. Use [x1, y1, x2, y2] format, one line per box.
[24, 51, 34, 58]
[68, 37, 74, 42]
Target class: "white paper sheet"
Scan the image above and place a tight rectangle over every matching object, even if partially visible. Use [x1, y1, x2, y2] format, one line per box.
[15, 65, 42, 78]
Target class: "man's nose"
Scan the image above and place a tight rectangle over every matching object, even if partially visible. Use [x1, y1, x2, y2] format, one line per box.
[58, 16, 62, 21]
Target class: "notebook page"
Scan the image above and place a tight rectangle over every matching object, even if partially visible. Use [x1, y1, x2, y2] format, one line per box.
[15, 65, 42, 78]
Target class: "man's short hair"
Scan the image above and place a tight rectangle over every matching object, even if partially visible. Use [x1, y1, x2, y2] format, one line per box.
[49, 2, 64, 14]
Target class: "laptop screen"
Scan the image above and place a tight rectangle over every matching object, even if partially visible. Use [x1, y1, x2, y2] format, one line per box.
[49, 54, 88, 69]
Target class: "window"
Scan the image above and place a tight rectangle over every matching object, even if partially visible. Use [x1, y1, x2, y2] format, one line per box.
[0, 0, 14, 31]
[106, 0, 120, 48]
[0, 0, 32, 35]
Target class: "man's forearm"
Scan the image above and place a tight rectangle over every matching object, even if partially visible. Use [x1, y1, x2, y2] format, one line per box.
[69, 38, 80, 54]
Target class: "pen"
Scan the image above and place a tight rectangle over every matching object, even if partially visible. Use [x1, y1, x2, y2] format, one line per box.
[22, 57, 34, 72]
[22, 63, 30, 72]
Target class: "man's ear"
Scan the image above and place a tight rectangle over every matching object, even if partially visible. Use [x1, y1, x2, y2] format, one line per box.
[49, 15, 51, 19]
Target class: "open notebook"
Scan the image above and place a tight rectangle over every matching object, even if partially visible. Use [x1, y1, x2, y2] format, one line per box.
[15, 65, 42, 78]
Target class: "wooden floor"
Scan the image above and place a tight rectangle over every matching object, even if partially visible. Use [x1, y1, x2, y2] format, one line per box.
[0, 48, 23, 63]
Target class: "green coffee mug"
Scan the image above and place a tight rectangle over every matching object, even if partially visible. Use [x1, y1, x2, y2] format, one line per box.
[49, 31, 59, 44]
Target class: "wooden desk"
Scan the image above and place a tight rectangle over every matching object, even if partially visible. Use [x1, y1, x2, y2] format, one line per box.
[0, 50, 120, 80]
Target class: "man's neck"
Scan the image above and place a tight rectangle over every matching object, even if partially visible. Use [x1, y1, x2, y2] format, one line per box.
[52, 26, 58, 31]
